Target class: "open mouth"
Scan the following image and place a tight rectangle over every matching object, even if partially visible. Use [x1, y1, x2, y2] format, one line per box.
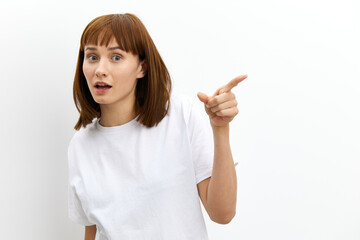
[95, 85, 112, 89]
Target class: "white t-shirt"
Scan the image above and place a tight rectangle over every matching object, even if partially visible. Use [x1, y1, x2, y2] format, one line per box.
[67, 94, 220, 239]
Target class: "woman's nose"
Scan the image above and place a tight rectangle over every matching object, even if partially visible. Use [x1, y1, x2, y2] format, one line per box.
[95, 59, 109, 78]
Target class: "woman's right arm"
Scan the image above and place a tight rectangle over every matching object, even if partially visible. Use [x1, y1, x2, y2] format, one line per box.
[84, 225, 96, 240]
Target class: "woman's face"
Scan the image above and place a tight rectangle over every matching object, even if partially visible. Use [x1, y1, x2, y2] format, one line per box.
[83, 37, 144, 106]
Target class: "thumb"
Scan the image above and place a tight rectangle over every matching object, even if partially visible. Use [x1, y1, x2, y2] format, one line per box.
[197, 92, 209, 104]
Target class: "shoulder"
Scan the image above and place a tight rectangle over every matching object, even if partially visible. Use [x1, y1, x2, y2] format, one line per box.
[169, 93, 200, 124]
[68, 119, 97, 152]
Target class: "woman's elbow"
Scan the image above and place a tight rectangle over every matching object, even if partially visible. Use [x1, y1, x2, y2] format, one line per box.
[210, 211, 236, 224]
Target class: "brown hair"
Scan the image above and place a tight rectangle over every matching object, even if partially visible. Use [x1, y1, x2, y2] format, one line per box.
[72, 13, 172, 130]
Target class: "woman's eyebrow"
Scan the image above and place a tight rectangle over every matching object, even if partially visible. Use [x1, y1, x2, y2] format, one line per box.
[85, 46, 123, 51]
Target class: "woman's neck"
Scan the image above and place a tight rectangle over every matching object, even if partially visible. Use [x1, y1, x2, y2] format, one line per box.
[98, 95, 137, 127]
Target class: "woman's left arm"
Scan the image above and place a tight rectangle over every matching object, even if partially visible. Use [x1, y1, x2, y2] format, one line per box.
[197, 74, 248, 223]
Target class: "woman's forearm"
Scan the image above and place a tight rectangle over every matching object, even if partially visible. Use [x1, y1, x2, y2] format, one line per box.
[207, 124, 237, 223]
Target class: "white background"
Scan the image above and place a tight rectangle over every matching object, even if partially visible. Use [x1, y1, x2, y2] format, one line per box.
[0, 0, 359, 239]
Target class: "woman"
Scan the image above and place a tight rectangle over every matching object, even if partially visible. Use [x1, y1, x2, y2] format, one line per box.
[68, 13, 246, 240]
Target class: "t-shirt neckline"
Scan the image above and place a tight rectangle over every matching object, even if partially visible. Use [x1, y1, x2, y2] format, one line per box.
[95, 116, 138, 133]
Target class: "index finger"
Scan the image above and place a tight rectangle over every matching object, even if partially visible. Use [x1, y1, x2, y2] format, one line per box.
[220, 74, 248, 94]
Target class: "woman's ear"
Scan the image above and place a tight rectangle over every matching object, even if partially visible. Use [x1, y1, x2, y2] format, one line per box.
[137, 60, 147, 79]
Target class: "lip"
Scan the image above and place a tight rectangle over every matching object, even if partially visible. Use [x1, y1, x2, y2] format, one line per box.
[94, 81, 112, 87]
[95, 86, 111, 94]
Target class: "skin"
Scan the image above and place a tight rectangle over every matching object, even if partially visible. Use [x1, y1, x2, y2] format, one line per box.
[197, 74, 248, 224]
[83, 37, 145, 127]
[84, 225, 96, 240]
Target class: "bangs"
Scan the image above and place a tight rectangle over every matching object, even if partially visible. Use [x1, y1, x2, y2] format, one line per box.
[83, 27, 115, 48]
[80, 14, 142, 55]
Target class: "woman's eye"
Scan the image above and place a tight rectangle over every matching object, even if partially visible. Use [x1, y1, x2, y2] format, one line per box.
[85, 54, 121, 61]
[87, 55, 97, 61]
[112, 55, 121, 61]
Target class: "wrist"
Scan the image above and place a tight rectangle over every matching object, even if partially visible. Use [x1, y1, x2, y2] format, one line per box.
[211, 123, 229, 134]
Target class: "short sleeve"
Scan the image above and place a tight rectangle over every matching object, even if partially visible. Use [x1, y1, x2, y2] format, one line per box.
[185, 98, 215, 184]
[68, 184, 93, 226]
[184, 96, 239, 184]
[67, 139, 93, 226]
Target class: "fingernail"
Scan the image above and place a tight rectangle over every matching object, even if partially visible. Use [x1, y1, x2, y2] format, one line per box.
[206, 104, 209, 108]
